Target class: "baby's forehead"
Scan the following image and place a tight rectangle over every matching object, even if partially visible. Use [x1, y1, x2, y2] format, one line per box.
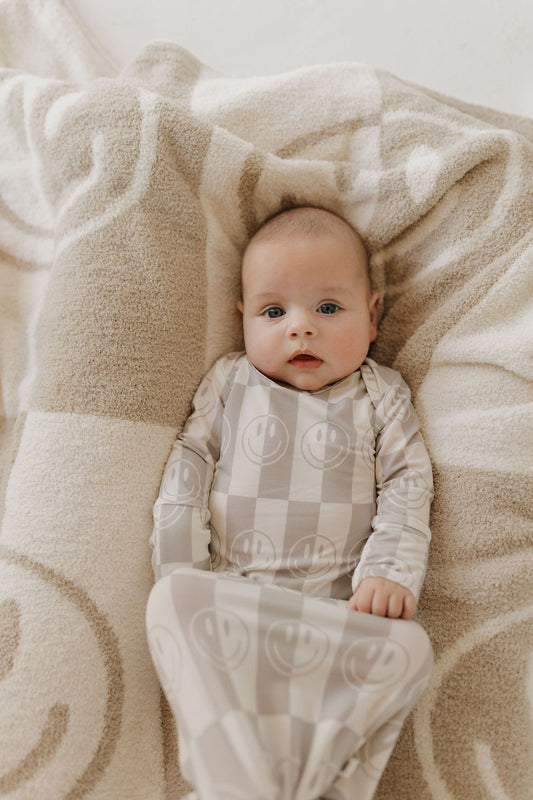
[242, 211, 370, 288]
[248, 207, 363, 247]
[241, 244, 372, 307]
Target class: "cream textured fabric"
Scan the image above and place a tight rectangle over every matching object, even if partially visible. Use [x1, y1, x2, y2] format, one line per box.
[1, 1, 532, 799]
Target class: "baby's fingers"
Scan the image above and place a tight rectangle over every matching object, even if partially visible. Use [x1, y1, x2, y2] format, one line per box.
[401, 591, 417, 620]
[370, 589, 389, 617]
[352, 587, 389, 617]
[348, 585, 373, 614]
[387, 592, 405, 619]
[349, 579, 417, 619]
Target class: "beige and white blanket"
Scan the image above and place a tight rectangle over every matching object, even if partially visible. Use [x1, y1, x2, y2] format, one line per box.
[1, 1, 532, 798]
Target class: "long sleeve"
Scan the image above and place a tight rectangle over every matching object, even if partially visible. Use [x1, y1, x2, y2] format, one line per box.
[352, 366, 433, 600]
[150, 355, 235, 581]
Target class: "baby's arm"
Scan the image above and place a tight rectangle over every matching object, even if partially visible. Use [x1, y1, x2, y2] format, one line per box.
[352, 364, 433, 611]
[348, 577, 416, 619]
[150, 356, 232, 581]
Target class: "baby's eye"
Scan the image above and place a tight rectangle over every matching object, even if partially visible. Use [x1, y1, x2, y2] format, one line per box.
[262, 306, 285, 319]
[317, 302, 341, 315]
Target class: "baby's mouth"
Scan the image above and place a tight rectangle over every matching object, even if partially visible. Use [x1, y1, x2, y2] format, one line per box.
[289, 353, 323, 369]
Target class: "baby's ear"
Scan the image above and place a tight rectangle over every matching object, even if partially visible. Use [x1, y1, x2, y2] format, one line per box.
[237, 299, 244, 314]
[369, 292, 380, 341]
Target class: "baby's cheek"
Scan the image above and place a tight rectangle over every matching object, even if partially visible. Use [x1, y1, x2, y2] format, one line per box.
[334, 328, 370, 370]
[246, 333, 281, 376]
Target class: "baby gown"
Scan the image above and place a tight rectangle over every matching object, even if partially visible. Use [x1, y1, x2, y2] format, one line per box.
[146, 354, 434, 800]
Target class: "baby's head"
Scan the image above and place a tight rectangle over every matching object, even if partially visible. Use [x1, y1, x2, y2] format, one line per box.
[238, 206, 380, 391]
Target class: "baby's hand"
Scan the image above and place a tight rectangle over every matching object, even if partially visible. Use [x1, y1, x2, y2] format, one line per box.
[348, 577, 416, 620]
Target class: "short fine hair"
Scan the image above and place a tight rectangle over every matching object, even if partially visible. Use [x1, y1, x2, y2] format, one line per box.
[245, 206, 371, 285]
[250, 206, 364, 249]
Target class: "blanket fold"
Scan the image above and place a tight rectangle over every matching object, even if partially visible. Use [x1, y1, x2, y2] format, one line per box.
[0, 1, 531, 798]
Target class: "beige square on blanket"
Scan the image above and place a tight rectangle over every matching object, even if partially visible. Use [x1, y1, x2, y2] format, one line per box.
[1, 1, 532, 799]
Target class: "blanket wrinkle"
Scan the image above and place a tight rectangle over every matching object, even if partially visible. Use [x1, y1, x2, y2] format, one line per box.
[0, 1, 532, 799]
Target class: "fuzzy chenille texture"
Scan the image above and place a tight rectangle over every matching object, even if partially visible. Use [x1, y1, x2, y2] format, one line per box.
[0, 1, 532, 798]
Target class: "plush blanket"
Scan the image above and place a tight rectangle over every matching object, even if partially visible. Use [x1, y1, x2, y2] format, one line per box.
[1, 1, 532, 798]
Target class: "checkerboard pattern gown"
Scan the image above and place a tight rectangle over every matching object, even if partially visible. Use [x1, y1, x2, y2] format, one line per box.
[146, 354, 434, 799]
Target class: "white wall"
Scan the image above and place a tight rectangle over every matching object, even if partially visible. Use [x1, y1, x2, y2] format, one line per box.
[71, 0, 533, 117]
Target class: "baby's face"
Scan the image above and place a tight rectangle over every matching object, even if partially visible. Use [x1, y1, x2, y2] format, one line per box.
[238, 230, 380, 391]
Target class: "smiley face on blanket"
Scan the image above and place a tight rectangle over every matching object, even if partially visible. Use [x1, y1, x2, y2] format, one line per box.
[0, 549, 123, 795]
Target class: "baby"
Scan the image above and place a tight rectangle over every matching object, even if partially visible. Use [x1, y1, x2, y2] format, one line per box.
[151, 206, 432, 615]
[147, 206, 434, 800]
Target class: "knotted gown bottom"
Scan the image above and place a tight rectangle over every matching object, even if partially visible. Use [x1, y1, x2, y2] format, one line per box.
[146, 569, 433, 800]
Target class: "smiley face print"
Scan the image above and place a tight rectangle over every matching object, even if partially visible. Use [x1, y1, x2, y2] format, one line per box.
[190, 608, 249, 671]
[193, 376, 217, 417]
[288, 535, 337, 580]
[242, 415, 289, 466]
[229, 530, 276, 572]
[342, 637, 409, 691]
[147, 624, 182, 706]
[160, 452, 204, 504]
[301, 421, 350, 470]
[386, 469, 432, 511]
[379, 385, 412, 424]
[265, 619, 329, 677]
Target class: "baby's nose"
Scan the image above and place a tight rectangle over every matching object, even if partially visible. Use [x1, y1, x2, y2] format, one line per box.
[288, 312, 316, 337]
[289, 328, 314, 338]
